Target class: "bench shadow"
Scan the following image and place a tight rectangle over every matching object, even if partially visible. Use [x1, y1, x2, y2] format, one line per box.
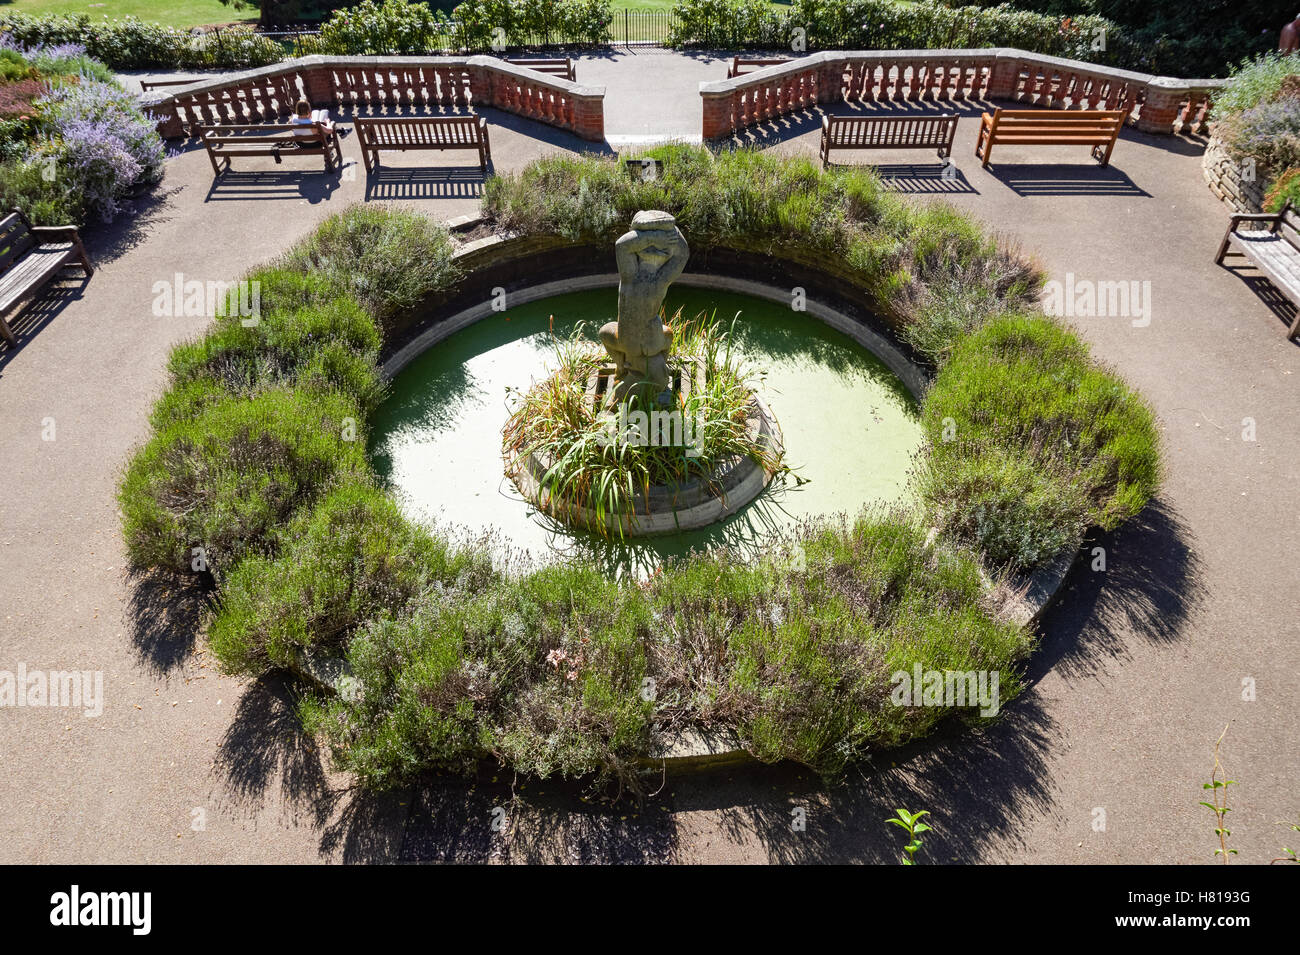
[203, 167, 343, 203]
[0, 277, 89, 371]
[1217, 265, 1300, 341]
[986, 162, 1150, 197]
[865, 162, 977, 194]
[364, 165, 487, 200]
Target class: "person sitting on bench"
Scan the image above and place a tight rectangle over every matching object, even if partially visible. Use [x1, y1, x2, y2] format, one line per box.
[291, 99, 335, 148]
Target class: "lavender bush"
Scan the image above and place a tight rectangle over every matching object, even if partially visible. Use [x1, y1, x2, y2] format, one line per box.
[1222, 97, 1300, 180]
[0, 44, 164, 226]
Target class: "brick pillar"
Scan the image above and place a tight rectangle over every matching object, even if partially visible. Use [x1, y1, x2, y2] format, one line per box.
[572, 92, 604, 142]
[1137, 78, 1184, 135]
[986, 54, 1020, 100]
[468, 62, 494, 110]
[817, 57, 845, 105]
[701, 89, 733, 140]
[303, 60, 335, 109]
[144, 97, 185, 139]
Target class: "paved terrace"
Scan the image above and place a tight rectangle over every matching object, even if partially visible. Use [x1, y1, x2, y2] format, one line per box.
[1, 52, 1296, 863]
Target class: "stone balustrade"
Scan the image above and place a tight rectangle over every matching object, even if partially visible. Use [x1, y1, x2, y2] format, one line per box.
[142, 54, 605, 143]
[701, 49, 1223, 139]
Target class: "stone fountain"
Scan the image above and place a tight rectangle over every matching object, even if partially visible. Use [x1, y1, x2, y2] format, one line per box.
[510, 211, 783, 536]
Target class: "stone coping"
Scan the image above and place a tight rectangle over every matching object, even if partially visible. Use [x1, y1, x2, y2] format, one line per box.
[140, 53, 603, 102]
[698, 47, 1224, 97]
[297, 222, 1082, 774]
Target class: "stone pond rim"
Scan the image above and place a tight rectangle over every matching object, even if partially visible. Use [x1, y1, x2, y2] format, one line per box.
[298, 216, 1082, 772]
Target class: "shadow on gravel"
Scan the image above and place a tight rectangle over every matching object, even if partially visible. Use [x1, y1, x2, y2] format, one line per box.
[214, 675, 411, 863]
[126, 569, 213, 674]
[1031, 495, 1204, 680]
[400, 771, 681, 863]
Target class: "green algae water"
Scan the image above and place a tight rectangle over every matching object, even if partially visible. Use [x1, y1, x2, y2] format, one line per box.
[370, 288, 922, 574]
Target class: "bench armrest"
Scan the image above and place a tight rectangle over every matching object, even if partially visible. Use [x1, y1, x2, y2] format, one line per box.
[1227, 212, 1282, 225]
[30, 224, 84, 241]
[821, 114, 831, 131]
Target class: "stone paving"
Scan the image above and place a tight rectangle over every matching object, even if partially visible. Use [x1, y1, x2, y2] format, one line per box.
[1, 53, 1296, 863]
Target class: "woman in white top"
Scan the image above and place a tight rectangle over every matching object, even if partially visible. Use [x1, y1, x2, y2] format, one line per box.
[291, 99, 335, 147]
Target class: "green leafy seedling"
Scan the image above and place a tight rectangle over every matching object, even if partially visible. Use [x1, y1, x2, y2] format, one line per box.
[886, 808, 931, 865]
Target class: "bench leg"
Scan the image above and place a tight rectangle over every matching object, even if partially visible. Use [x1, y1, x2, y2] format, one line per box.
[73, 240, 93, 277]
[0, 313, 15, 347]
[1289, 310, 1300, 342]
[1214, 226, 1235, 265]
[975, 129, 990, 167]
[1093, 137, 1117, 166]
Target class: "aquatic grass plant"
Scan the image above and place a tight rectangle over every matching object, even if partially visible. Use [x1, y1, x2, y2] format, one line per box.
[501, 310, 784, 537]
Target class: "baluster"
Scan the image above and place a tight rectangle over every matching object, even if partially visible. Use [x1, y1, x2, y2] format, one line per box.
[934, 61, 949, 100]
[889, 61, 905, 100]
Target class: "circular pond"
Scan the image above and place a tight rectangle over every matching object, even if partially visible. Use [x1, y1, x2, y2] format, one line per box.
[370, 287, 923, 573]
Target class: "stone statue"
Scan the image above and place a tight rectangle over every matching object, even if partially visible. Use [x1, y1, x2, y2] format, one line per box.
[599, 210, 689, 403]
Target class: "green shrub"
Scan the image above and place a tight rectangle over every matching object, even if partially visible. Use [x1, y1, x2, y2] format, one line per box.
[281, 204, 460, 334]
[166, 292, 384, 415]
[209, 479, 494, 672]
[0, 14, 286, 70]
[452, 0, 613, 50]
[1265, 167, 1300, 213]
[307, 561, 654, 789]
[483, 145, 1041, 340]
[1213, 53, 1300, 117]
[668, 0, 1122, 66]
[919, 313, 1160, 568]
[319, 0, 451, 55]
[0, 155, 75, 223]
[119, 387, 367, 577]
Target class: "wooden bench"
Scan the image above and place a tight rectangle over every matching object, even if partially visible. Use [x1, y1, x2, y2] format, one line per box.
[354, 115, 491, 174]
[820, 114, 958, 168]
[727, 56, 790, 78]
[505, 57, 576, 82]
[975, 108, 1125, 167]
[0, 209, 93, 348]
[199, 122, 342, 177]
[1215, 201, 1300, 341]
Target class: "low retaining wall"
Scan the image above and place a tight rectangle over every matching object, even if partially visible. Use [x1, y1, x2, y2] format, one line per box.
[142, 54, 605, 142]
[701, 48, 1222, 140]
[1201, 131, 1264, 213]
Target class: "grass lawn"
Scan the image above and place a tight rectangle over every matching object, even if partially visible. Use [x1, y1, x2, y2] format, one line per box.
[4, 0, 257, 29]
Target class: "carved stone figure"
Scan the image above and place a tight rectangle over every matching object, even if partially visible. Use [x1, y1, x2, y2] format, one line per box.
[599, 210, 689, 403]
